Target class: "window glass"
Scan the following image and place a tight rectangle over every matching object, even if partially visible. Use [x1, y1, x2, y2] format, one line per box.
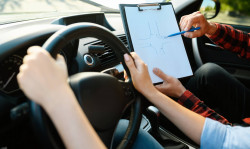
[210, 0, 250, 26]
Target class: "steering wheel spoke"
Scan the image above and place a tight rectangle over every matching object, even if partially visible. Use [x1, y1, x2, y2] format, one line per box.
[119, 81, 136, 103]
[69, 72, 129, 131]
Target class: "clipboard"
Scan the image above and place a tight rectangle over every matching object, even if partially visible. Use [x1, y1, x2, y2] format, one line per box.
[119, 2, 193, 84]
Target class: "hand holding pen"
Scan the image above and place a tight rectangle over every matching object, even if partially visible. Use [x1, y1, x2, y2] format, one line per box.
[179, 11, 217, 38]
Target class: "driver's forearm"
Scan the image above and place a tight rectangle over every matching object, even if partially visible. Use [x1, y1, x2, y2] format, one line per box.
[43, 86, 106, 149]
[145, 89, 205, 145]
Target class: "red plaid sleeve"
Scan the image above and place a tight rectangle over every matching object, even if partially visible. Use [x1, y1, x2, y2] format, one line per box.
[206, 23, 250, 59]
[178, 90, 231, 125]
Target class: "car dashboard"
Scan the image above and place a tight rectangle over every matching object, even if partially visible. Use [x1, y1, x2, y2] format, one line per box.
[0, 12, 128, 96]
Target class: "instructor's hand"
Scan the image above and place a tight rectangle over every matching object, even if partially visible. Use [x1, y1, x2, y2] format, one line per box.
[153, 68, 186, 98]
[179, 11, 217, 38]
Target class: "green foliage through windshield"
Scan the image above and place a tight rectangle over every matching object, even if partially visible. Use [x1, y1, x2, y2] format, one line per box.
[220, 0, 250, 15]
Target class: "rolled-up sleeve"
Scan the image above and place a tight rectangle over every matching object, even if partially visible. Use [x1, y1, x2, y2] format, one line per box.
[201, 118, 250, 149]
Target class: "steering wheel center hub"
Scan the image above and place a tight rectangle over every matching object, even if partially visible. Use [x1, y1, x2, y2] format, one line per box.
[69, 72, 127, 131]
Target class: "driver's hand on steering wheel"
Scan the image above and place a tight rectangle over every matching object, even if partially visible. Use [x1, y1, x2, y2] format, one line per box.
[179, 11, 217, 38]
[17, 46, 69, 108]
[124, 52, 157, 98]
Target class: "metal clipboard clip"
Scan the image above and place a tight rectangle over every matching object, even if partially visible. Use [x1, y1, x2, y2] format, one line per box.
[137, 3, 161, 11]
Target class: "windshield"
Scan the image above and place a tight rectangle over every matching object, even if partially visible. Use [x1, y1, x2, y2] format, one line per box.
[0, 0, 100, 24]
[0, 0, 184, 24]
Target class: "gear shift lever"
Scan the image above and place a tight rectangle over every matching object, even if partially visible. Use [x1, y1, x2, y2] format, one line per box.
[147, 106, 189, 149]
[147, 106, 161, 138]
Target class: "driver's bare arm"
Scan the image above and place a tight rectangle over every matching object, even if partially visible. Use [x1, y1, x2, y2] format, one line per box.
[124, 53, 205, 144]
[17, 46, 106, 149]
[179, 11, 217, 38]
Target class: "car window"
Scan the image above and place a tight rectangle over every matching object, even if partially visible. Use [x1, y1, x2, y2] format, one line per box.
[208, 0, 250, 26]
[0, 0, 104, 24]
[0, 0, 169, 25]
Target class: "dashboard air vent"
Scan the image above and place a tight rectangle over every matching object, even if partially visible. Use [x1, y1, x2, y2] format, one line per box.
[118, 36, 128, 47]
[88, 35, 128, 66]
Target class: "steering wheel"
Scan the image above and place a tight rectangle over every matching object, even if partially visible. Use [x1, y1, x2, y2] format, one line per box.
[30, 23, 142, 149]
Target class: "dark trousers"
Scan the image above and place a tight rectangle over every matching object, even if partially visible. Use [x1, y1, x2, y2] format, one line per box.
[185, 63, 250, 123]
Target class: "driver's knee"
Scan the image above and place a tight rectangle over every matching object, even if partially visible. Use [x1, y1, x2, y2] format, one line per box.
[112, 119, 163, 149]
[112, 119, 128, 148]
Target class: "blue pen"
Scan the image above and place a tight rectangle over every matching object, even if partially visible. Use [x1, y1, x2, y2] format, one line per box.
[167, 27, 201, 38]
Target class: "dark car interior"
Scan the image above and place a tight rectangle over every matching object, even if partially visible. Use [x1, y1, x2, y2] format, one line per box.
[0, 0, 249, 148]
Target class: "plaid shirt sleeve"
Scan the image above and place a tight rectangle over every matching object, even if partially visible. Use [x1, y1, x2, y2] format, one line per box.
[178, 90, 231, 125]
[206, 23, 250, 59]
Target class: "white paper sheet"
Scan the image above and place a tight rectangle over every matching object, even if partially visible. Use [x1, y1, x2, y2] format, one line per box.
[125, 4, 193, 83]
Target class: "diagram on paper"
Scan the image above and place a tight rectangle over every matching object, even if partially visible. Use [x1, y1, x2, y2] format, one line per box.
[133, 20, 177, 56]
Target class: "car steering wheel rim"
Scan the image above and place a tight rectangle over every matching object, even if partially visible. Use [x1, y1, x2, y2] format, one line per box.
[30, 23, 142, 149]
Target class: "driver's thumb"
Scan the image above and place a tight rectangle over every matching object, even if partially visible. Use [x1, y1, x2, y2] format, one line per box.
[56, 54, 67, 70]
[124, 54, 136, 75]
[155, 84, 165, 93]
[153, 68, 169, 81]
